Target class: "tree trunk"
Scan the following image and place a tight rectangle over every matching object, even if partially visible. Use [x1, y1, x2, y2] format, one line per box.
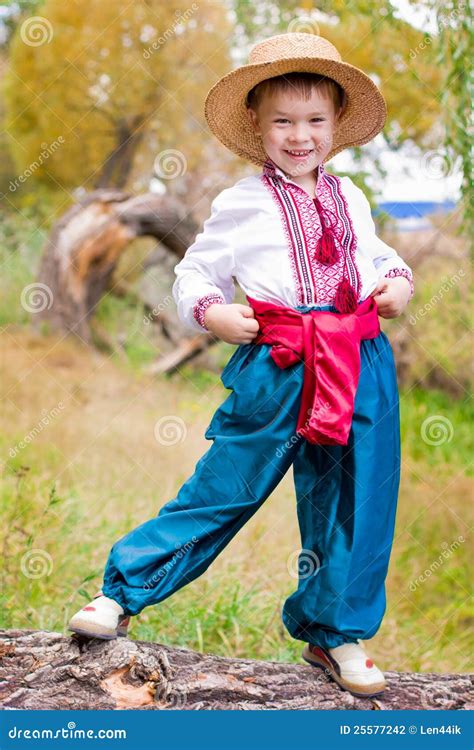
[0, 630, 472, 711]
[33, 190, 197, 344]
[93, 116, 145, 190]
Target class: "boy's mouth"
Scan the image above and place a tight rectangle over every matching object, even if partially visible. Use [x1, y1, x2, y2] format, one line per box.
[284, 149, 314, 160]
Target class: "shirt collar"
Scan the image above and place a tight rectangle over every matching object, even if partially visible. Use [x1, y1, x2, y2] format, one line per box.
[262, 157, 325, 193]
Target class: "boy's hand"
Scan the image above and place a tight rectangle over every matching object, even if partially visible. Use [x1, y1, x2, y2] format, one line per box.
[203, 303, 260, 344]
[370, 276, 412, 318]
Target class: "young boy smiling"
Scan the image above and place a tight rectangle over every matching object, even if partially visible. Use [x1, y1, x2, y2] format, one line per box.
[68, 33, 414, 700]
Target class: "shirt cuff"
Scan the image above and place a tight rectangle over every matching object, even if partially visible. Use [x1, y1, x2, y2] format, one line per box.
[384, 268, 414, 298]
[193, 293, 226, 330]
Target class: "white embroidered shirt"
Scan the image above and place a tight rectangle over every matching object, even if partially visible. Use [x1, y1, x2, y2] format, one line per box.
[172, 160, 414, 333]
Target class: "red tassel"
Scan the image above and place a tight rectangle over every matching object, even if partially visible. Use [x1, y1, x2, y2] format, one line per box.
[314, 197, 339, 265]
[334, 278, 358, 314]
[315, 228, 339, 265]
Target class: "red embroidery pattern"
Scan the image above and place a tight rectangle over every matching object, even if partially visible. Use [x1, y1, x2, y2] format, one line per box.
[261, 160, 361, 306]
[324, 172, 362, 300]
[385, 268, 414, 297]
[193, 292, 225, 329]
[260, 174, 308, 306]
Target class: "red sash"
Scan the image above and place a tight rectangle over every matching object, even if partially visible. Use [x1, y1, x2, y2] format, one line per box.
[246, 295, 381, 445]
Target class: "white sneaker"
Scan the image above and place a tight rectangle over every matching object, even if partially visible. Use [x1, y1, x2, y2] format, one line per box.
[302, 640, 386, 698]
[68, 593, 128, 640]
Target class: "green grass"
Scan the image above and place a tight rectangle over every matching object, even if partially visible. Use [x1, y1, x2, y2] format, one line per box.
[400, 388, 473, 474]
[0, 381, 471, 672]
[93, 292, 158, 367]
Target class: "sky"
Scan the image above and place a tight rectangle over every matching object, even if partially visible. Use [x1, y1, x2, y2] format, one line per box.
[390, 0, 439, 34]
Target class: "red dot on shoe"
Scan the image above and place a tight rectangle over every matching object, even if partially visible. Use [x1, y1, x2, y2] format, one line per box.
[366, 658, 374, 668]
[83, 606, 96, 611]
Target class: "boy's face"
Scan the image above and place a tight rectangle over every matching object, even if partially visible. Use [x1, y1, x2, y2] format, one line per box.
[247, 85, 342, 178]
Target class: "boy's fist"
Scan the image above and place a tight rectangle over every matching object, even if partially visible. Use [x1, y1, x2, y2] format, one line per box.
[370, 276, 412, 318]
[203, 303, 260, 344]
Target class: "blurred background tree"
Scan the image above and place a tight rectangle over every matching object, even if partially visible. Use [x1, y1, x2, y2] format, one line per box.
[2, 0, 233, 209]
[2, 0, 470, 227]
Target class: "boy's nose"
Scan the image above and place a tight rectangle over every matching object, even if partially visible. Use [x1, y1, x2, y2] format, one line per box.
[289, 125, 312, 144]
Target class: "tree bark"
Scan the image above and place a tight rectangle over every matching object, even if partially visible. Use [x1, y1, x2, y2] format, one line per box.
[33, 190, 197, 344]
[0, 630, 472, 711]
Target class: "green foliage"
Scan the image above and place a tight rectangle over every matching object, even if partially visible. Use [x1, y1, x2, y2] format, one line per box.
[434, 0, 473, 238]
[0, 210, 46, 327]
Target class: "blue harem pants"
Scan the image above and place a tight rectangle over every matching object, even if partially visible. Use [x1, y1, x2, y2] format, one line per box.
[102, 301, 401, 649]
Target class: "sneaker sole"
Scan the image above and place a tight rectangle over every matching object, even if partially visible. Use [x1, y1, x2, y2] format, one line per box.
[302, 646, 386, 699]
[68, 625, 118, 640]
[68, 616, 129, 640]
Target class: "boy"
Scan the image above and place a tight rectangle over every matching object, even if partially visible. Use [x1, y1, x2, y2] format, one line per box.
[69, 33, 413, 699]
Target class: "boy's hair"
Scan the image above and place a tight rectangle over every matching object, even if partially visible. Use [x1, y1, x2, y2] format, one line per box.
[246, 71, 347, 116]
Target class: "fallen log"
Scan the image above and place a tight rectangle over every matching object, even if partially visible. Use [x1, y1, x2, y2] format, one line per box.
[32, 190, 197, 343]
[144, 335, 217, 376]
[0, 630, 472, 711]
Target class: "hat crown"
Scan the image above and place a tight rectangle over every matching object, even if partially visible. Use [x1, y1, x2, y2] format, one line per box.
[248, 33, 342, 65]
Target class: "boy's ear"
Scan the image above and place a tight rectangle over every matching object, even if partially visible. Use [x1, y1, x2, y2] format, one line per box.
[247, 107, 261, 135]
[336, 93, 348, 122]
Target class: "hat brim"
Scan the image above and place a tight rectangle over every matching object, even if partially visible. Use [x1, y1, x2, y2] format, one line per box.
[205, 57, 387, 166]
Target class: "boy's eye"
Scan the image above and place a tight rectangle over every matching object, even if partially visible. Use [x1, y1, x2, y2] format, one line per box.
[274, 118, 324, 123]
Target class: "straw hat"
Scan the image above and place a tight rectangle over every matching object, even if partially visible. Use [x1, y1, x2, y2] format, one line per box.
[205, 32, 387, 166]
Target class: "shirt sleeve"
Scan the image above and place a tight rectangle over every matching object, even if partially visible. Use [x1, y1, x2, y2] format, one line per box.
[172, 187, 237, 334]
[342, 176, 414, 298]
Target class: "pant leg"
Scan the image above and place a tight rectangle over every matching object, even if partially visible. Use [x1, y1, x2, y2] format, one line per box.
[102, 342, 305, 616]
[282, 330, 401, 649]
